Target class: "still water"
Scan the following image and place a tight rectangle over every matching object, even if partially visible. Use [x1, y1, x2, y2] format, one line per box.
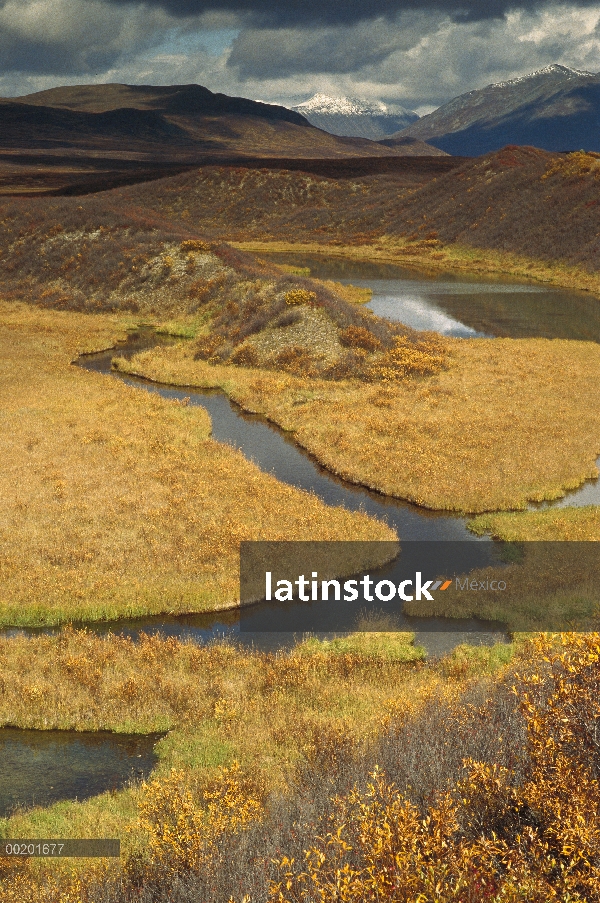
[262, 252, 600, 341]
[0, 728, 162, 817]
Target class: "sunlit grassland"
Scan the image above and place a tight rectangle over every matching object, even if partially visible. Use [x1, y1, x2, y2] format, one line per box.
[469, 505, 600, 540]
[7, 634, 600, 903]
[0, 628, 437, 853]
[0, 302, 394, 627]
[232, 238, 600, 296]
[116, 336, 600, 513]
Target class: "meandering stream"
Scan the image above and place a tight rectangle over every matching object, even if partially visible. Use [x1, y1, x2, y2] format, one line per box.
[3, 258, 599, 817]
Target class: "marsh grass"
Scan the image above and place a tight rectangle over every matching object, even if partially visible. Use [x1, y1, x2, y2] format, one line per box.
[0, 628, 434, 861]
[118, 336, 600, 513]
[0, 303, 394, 626]
[469, 505, 600, 540]
[404, 542, 600, 631]
[0, 631, 526, 901]
[11, 634, 600, 903]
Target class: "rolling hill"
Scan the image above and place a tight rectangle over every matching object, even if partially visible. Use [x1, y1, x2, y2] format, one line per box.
[111, 144, 600, 273]
[0, 82, 404, 195]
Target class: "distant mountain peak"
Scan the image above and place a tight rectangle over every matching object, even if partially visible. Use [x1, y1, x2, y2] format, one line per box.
[489, 63, 595, 90]
[290, 93, 419, 139]
[295, 94, 392, 115]
[398, 62, 600, 155]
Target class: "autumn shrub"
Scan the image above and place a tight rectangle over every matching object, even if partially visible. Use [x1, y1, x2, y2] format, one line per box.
[368, 333, 448, 380]
[180, 239, 212, 253]
[192, 334, 226, 361]
[271, 344, 316, 375]
[229, 344, 260, 367]
[131, 763, 264, 882]
[339, 324, 382, 352]
[269, 634, 600, 903]
[285, 289, 317, 306]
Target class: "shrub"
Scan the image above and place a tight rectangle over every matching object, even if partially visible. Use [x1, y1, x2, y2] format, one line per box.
[180, 239, 212, 253]
[230, 344, 260, 367]
[272, 344, 315, 375]
[285, 289, 317, 306]
[339, 325, 382, 352]
[192, 334, 226, 361]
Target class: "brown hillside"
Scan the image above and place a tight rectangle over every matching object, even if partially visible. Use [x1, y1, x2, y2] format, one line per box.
[0, 191, 445, 380]
[389, 145, 600, 271]
[0, 82, 408, 195]
[376, 135, 449, 156]
[115, 145, 600, 272]
[115, 157, 466, 244]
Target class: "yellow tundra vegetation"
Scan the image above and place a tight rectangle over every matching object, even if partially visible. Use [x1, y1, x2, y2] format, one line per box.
[4, 634, 600, 903]
[469, 505, 600, 540]
[117, 336, 600, 513]
[0, 303, 394, 626]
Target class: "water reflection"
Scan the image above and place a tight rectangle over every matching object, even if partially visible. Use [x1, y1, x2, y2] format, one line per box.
[262, 252, 600, 341]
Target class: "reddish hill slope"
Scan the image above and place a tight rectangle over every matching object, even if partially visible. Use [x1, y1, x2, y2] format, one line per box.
[113, 145, 600, 271]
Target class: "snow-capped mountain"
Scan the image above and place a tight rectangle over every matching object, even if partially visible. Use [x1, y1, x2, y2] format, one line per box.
[398, 64, 600, 154]
[290, 93, 419, 139]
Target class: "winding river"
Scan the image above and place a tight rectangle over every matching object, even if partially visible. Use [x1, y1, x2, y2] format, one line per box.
[3, 257, 600, 817]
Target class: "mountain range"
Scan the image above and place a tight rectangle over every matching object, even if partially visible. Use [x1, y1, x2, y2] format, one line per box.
[291, 93, 419, 139]
[0, 82, 412, 195]
[398, 64, 600, 154]
[0, 83, 400, 159]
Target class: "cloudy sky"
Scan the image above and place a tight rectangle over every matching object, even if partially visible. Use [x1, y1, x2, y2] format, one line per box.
[1, 0, 600, 113]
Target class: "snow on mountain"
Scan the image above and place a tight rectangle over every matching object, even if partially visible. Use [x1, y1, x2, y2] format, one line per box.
[290, 94, 419, 139]
[398, 63, 600, 154]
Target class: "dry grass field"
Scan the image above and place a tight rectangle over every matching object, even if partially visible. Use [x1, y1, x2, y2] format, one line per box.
[469, 506, 600, 540]
[0, 302, 394, 626]
[0, 627, 430, 860]
[117, 336, 600, 513]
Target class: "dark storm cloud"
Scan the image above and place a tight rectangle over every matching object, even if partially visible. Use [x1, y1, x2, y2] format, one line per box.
[102, 0, 600, 27]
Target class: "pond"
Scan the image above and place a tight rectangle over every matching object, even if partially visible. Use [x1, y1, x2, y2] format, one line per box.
[261, 252, 600, 341]
[0, 728, 163, 817]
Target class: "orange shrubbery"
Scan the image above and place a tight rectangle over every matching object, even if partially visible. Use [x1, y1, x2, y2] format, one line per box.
[3, 635, 600, 902]
[271, 634, 600, 903]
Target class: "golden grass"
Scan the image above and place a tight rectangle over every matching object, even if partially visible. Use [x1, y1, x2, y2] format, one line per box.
[233, 239, 600, 296]
[313, 279, 373, 305]
[469, 506, 600, 540]
[0, 302, 394, 626]
[118, 336, 600, 513]
[404, 542, 600, 632]
[0, 628, 432, 851]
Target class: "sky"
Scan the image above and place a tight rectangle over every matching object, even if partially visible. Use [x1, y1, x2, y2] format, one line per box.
[1, 1, 600, 113]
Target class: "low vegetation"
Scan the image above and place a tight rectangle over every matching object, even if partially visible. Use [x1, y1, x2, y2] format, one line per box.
[1, 142, 599, 903]
[0, 627, 429, 873]
[113, 147, 600, 289]
[4, 633, 600, 903]
[469, 505, 600, 541]
[0, 303, 393, 626]
[117, 335, 600, 513]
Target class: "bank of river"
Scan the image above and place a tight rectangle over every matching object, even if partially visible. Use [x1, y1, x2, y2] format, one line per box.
[3, 258, 599, 817]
